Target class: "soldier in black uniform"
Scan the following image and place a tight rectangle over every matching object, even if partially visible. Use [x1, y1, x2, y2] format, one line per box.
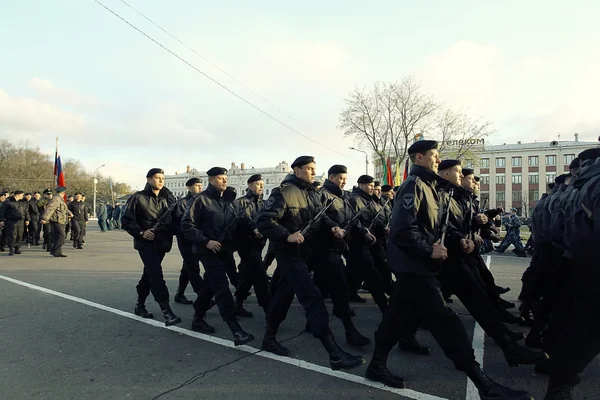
[233, 174, 271, 317]
[181, 167, 254, 346]
[81, 194, 92, 243]
[122, 168, 181, 327]
[312, 164, 371, 346]
[365, 141, 532, 400]
[29, 192, 42, 245]
[0, 190, 8, 252]
[68, 193, 87, 250]
[257, 156, 363, 370]
[370, 181, 394, 295]
[38, 189, 54, 251]
[172, 177, 204, 305]
[543, 148, 600, 400]
[1, 190, 30, 256]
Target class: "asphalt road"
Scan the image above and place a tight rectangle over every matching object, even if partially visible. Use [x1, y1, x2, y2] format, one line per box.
[1, 225, 598, 400]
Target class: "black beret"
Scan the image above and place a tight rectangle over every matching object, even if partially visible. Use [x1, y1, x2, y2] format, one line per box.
[462, 168, 474, 176]
[14, 190, 24, 195]
[56, 186, 67, 193]
[555, 174, 569, 185]
[24, 192, 32, 196]
[185, 177, 201, 186]
[74, 192, 82, 196]
[43, 189, 53, 194]
[438, 159, 461, 171]
[81, 193, 86, 197]
[327, 164, 347, 175]
[578, 148, 600, 162]
[206, 167, 227, 177]
[474, 176, 481, 182]
[247, 174, 263, 184]
[146, 168, 164, 178]
[569, 158, 580, 169]
[291, 155, 315, 169]
[33, 191, 40, 195]
[381, 184, 393, 192]
[357, 175, 374, 184]
[408, 140, 439, 155]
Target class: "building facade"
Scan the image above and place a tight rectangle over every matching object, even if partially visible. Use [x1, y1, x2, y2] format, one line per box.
[164, 161, 292, 198]
[472, 137, 596, 215]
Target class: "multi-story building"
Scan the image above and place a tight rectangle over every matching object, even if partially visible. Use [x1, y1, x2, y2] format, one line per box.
[164, 161, 292, 198]
[472, 135, 596, 215]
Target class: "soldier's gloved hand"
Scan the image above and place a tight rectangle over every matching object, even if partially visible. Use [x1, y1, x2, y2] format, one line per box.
[206, 240, 222, 253]
[431, 240, 448, 260]
[331, 226, 345, 239]
[25, 221, 30, 226]
[460, 238, 475, 254]
[474, 234, 483, 246]
[39, 220, 46, 225]
[254, 229, 263, 239]
[365, 232, 376, 244]
[142, 229, 155, 241]
[474, 213, 488, 225]
[287, 232, 304, 244]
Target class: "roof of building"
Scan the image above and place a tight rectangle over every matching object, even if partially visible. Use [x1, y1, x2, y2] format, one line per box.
[481, 140, 598, 152]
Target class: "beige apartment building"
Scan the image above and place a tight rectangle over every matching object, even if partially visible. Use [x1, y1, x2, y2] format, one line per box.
[472, 135, 596, 215]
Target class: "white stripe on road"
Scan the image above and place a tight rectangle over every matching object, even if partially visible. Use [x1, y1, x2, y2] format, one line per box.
[465, 255, 492, 400]
[0, 274, 447, 400]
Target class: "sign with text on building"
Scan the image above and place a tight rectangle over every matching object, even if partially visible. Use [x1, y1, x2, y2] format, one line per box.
[442, 138, 485, 147]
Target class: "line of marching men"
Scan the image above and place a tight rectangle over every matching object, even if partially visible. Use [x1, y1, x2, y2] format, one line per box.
[120, 140, 600, 400]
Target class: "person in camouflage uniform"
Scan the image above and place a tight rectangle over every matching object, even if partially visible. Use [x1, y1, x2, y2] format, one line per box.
[495, 208, 526, 256]
[37, 189, 54, 251]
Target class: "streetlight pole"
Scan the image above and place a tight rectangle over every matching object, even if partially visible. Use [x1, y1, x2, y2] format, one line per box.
[349, 147, 369, 175]
[93, 164, 105, 217]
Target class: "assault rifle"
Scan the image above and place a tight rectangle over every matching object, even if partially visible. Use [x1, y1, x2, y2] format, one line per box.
[367, 198, 391, 230]
[342, 200, 374, 231]
[438, 188, 454, 244]
[151, 197, 178, 231]
[300, 198, 335, 236]
[217, 200, 253, 242]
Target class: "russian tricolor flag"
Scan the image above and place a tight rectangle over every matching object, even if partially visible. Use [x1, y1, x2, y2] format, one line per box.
[54, 138, 66, 201]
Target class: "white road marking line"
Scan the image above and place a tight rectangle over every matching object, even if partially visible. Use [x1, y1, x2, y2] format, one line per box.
[465, 256, 492, 400]
[0, 274, 447, 400]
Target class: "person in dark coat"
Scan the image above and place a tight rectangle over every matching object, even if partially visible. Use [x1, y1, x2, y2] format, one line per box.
[1, 190, 30, 255]
[122, 168, 181, 327]
[256, 155, 363, 371]
[0, 190, 7, 251]
[96, 201, 108, 232]
[68, 193, 88, 249]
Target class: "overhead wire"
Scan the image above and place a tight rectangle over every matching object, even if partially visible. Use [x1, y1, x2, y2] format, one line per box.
[92, 0, 349, 158]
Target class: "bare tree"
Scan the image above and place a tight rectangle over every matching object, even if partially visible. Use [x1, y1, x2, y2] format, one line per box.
[436, 108, 495, 160]
[521, 191, 530, 218]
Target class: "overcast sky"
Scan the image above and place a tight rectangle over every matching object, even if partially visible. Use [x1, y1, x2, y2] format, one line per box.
[1, 0, 599, 190]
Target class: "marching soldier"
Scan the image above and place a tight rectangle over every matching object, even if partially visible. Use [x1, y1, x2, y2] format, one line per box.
[68, 193, 87, 250]
[366, 140, 532, 400]
[257, 155, 364, 370]
[122, 168, 181, 327]
[1, 190, 30, 256]
[495, 208, 526, 256]
[40, 187, 70, 258]
[0, 190, 7, 252]
[181, 167, 254, 345]
[37, 189, 54, 250]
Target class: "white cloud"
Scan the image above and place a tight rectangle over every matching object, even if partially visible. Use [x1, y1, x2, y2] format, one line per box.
[28, 77, 103, 109]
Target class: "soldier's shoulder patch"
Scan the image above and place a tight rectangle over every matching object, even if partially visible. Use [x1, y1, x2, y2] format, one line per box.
[402, 193, 415, 209]
[263, 196, 276, 211]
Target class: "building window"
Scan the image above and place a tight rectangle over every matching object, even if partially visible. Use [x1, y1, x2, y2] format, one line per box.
[265, 188, 270, 196]
[495, 175, 505, 184]
[512, 191, 522, 201]
[512, 157, 522, 167]
[564, 154, 575, 165]
[464, 160, 474, 168]
[480, 193, 489, 206]
[528, 174, 539, 184]
[512, 174, 522, 184]
[480, 175, 489, 185]
[529, 156, 539, 166]
[481, 158, 490, 168]
[495, 158, 506, 167]
[546, 173, 556, 183]
[529, 190, 539, 201]
[545, 155, 556, 165]
[496, 191, 505, 202]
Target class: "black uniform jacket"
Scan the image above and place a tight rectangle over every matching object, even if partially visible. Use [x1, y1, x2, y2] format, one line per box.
[68, 201, 88, 222]
[235, 190, 265, 251]
[122, 184, 176, 253]
[347, 187, 384, 241]
[1, 197, 30, 222]
[257, 173, 337, 256]
[181, 184, 249, 254]
[387, 165, 454, 276]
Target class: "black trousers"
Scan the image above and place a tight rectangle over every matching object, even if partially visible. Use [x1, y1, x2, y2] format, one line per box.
[374, 274, 475, 371]
[195, 251, 237, 320]
[313, 248, 354, 321]
[0, 227, 5, 249]
[266, 251, 330, 338]
[50, 222, 66, 255]
[5, 220, 24, 249]
[440, 260, 510, 346]
[234, 247, 271, 309]
[29, 219, 39, 244]
[176, 238, 205, 293]
[347, 242, 389, 310]
[136, 248, 170, 303]
[42, 223, 52, 246]
[71, 219, 84, 248]
[370, 241, 393, 295]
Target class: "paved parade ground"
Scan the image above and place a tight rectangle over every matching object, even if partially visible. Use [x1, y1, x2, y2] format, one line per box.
[1, 225, 598, 400]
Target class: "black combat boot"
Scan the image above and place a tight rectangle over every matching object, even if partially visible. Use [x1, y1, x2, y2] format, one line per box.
[174, 288, 193, 305]
[261, 323, 289, 356]
[502, 340, 548, 367]
[499, 308, 525, 324]
[341, 318, 371, 346]
[465, 362, 533, 400]
[543, 383, 574, 400]
[505, 329, 525, 342]
[14, 247, 21, 254]
[158, 301, 181, 327]
[225, 319, 255, 346]
[42, 243, 47, 250]
[319, 329, 364, 370]
[534, 358, 551, 374]
[234, 298, 253, 318]
[496, 285, 511, 295]
[134, 303, 154, 319]
[365, 345, 406, 388]
[191, 311, 215, 333]
[525, 327, 544, 349]
[8, 247, 14, 256]
[397, 334, 431, 355]
[348, 293, 367, 303]
[498, 298, 516, 309]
